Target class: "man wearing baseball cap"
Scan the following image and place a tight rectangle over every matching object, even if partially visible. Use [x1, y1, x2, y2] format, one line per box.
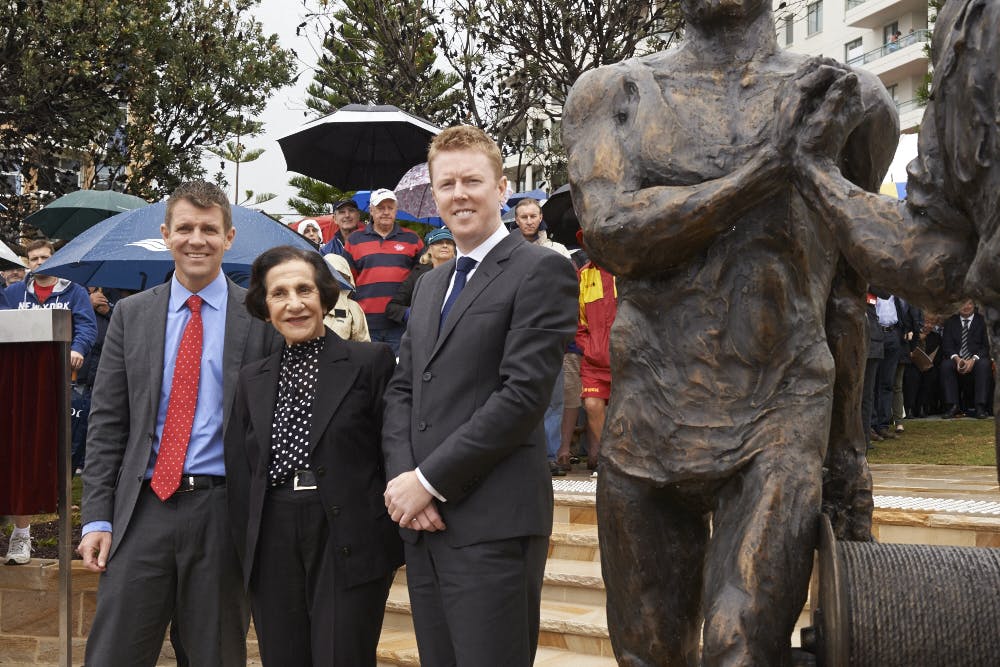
[342, 188, 423, 354]
[319, 199, 363, 257]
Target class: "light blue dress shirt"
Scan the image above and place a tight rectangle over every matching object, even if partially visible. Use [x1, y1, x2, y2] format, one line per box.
[145, 272, 230, 478]
[83, 273, 230, 537]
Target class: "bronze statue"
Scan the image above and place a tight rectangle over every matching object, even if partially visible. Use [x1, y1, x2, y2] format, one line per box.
[562, 0, 901, 663]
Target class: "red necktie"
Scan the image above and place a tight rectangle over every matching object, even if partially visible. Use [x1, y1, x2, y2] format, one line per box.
[151, 295, 203, 500]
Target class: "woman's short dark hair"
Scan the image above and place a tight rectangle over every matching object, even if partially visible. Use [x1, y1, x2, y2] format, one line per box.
[246, 246, 340, 320]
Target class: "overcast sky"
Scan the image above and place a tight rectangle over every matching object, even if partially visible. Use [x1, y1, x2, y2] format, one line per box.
[205, 0, 316, 221]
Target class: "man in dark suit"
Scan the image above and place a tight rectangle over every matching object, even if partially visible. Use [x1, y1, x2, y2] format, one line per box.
[77, 181, 279, 666]
[940, 298, 992, 419]
[381, 125, 577, 665]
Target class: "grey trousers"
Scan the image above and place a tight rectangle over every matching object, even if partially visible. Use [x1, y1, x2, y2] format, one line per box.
[84, 484, 248, 667]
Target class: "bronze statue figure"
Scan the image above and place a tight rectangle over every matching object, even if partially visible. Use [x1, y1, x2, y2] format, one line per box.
[562, 0, 903, 663]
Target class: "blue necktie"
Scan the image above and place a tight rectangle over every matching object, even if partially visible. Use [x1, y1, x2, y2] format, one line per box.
[440, 256, 478, 329]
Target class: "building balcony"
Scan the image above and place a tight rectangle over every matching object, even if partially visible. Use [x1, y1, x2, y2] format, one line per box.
[845, 0, 928, 30]
[847, 29, 930, 81]
[895, 98, 924, 133]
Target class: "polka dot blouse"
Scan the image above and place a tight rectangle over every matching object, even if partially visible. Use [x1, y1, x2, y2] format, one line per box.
[268, 335, 325, 487]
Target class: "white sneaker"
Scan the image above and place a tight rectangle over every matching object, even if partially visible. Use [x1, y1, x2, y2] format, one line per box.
[5, 533, 31, 565]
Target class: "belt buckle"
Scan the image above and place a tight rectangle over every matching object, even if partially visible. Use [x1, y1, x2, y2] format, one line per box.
[293, 472, 317, 491]
[178, 475, 196, 493]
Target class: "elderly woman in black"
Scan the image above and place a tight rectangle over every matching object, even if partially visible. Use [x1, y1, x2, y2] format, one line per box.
[225, 245, 402, 666]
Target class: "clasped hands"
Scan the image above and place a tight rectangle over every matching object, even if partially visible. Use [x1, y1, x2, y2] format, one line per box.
[956, 356, 977, 374]
[384, 471, 446, 532]
[772, 57, 866, 175]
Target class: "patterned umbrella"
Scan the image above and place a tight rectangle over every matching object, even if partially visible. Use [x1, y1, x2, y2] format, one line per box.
[394, 163, 438, 219]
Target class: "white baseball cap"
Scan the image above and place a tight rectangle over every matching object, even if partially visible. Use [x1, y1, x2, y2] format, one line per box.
[370, 188, 397, 207]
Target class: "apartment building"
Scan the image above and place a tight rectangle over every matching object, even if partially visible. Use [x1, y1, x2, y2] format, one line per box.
[774, 0, 932, 133]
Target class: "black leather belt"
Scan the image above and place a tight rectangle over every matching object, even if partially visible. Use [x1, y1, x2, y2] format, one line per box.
[145, 475, 226, 493]
[881, 325, 898, 331]
[275, 470, 317, 491]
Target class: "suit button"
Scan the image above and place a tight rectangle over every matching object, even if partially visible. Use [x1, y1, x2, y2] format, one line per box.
[422, 371, 433, 381]
[340, 546, 351, 557]
[315, 467, 326, 476]
[330, 506, 341, 516]
[417, 421, 427, 431]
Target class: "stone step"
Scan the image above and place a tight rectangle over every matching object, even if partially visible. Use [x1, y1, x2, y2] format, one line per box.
[381, 582, 613, 660]
[549, 521, 599, 561]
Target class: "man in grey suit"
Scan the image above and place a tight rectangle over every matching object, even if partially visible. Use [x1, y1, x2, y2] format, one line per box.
[382, 125, 577, 665]
[77, 181, 278, 666]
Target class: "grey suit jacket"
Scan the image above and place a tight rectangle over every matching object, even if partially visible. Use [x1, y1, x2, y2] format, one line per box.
[81, 277, 279, 559]
[382, 233, 577, 547]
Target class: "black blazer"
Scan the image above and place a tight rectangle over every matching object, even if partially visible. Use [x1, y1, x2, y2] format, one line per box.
[941, 312, 989, 360]
[225, 330, 403, 589]
[382, 233, 578, 548]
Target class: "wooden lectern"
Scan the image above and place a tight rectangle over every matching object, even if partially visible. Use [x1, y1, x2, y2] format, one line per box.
[0, 309, 73, 667]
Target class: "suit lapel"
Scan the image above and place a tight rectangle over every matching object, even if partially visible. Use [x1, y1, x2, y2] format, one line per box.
[245, 352, 282, 474]
[223, 280, 252, 428]
[412, 262, 451, 361]
[430, 234, 521, 360]
[146, 284, 170, 423]
[309, 333, 357, 454]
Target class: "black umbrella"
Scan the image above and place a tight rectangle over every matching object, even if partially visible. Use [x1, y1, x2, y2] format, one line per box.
[541, 184, 581, 246]
[278, 104, 440, 190]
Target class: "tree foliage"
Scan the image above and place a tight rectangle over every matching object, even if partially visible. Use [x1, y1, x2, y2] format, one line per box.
[303, 0, 462, 126]
[429, 0, 683, 188]
[286, 175, 352, 217]
[292, 0, 681, 206]
[95, 0, 295, 200]
[0, 0, 294, 246]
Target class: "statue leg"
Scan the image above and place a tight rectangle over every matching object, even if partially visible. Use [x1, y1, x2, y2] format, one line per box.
[701, 446, 822, 667]
[597, 465, 708, 667]
[822, 262, 875, 540]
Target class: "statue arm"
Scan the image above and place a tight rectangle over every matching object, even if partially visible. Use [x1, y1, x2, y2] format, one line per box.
[564, 67, 786, 277]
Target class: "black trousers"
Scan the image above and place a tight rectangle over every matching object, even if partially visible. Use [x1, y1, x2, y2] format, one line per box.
[250, 487, 393, 667]
[940, 356, 992, 408]
[404, 531, 548, 667]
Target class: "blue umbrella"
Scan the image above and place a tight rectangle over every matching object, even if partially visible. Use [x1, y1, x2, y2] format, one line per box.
[38, 201, 346, 291]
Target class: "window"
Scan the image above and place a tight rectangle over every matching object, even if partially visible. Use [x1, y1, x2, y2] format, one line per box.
[784, 16, 794, 45]
[885, 84, 897, 100]
[807, 1, 823, 35]
[844, 38, 863, 63]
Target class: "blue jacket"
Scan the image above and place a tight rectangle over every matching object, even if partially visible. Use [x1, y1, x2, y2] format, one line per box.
[2, 276, 98, 357]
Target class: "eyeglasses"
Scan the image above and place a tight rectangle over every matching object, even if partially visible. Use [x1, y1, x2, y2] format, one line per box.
[266, 285, 320, 304]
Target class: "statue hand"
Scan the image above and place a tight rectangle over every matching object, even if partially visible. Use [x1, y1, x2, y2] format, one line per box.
[774, 58, 862, 163]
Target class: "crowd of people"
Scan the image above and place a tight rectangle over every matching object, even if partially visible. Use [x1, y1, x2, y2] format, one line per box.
[0, 126, 606, 666]
[864, 292, 994, 449]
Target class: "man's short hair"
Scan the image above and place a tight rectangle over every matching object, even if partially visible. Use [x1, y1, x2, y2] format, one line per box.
[165, 181, 233, 232]
[515, 198, 542, 214]
[428, 125, 504, 181]
[245, 245, 340, 320]
[25, 239, 54, 255]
